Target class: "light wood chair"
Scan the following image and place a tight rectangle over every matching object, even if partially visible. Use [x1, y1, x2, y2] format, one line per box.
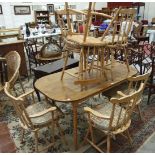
[115, 72, 150, 121]
[4, 82, 67, 152]
[83, 82, 144, 152]
[0, 51, 25, 112]
[59, 3, 136, 87]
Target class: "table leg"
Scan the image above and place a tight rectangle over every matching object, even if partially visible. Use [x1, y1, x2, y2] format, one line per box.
[72, 103, 78, 150]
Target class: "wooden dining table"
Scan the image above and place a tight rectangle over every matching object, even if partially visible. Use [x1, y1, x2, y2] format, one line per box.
[34, 61, 137, 150]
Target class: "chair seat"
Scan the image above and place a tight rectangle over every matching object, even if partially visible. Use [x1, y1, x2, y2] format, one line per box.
[87, 102, 128, 131]
[26, 103, 55, 127]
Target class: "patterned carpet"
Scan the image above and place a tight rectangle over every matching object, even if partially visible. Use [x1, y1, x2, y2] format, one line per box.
[0, 76, 155, 153]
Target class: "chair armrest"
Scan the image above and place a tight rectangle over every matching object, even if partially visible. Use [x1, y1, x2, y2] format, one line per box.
[29, 107, 56, 118]
[17, 89, 34, 99]
[84, 107, 110, 120]
[117, 91, 127, 97]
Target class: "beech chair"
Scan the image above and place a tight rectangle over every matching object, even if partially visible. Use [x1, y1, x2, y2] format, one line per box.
[0, 51, 25, 112]
[4, 82, 67, 152]
[83, 82, 144, 153]
[116, 72, 150, 121]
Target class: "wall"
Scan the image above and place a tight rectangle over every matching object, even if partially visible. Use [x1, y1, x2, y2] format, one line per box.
[0, 2, 107, 28]
[144, 2, 155, 22]
[0, 2, 5, 27]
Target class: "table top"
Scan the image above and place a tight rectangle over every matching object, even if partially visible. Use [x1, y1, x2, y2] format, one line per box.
[35, 62, 137, 103]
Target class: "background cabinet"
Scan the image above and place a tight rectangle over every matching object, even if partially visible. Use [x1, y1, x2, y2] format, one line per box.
[35, 11, 50, 25]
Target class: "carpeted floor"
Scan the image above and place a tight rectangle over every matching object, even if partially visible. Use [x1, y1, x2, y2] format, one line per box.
[0, 76, 155, 153]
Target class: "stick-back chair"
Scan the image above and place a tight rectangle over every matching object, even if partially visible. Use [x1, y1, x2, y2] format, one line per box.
[83, 82, 144, 152]
[4, 82, 67, 152]
[60, 3, 136, 86]
[116, 72, 150, 121]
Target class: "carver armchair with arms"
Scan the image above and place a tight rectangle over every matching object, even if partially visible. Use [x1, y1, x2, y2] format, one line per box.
[4, 82, 67, 152]
[83, 82, 144, 152]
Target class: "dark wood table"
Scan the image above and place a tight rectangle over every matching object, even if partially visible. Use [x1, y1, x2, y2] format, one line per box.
[0, 40, 28, 76]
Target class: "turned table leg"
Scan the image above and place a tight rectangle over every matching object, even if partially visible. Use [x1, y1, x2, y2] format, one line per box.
[72, 102, 78, 150]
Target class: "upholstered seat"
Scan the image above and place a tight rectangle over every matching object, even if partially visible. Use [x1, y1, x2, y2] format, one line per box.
[87, 102, 128, 131]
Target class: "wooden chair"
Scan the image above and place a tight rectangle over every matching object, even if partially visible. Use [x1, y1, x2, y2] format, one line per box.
[24, 40, 40, 75]
[83, 82, 144, 152]
[147, 56, 155, 104]
[132, 22, 149, 44]
[4, 82, 67, 152]
[60, 3, 136, 86]
[115, 72, 150, 121]
[0, 51, 25, 112]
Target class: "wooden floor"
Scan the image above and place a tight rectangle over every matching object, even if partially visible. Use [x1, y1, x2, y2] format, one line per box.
[0, 122, 16, 153]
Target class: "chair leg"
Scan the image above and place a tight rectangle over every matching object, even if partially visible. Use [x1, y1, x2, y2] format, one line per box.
[0, 102, 4, 114]
[51, 122, 55, 143]
[20, 128, 25, 143]
[137, 105, 143, 121]
[81, 127, 90, 146]
[56, 121, 68, 146]
[61, 51, 69, 80]
[147, 87, 152, 105]
[126, 129, 132, 146]
[107, 135, 111, 153]
[34, 131, 39, 152]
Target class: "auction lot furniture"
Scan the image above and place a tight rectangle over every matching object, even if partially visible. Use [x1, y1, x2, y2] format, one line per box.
[59, 3, 136, 87]
[83, 81, 144, 152]
[4, 82, 67, 153]
[35, 62, 137, 150]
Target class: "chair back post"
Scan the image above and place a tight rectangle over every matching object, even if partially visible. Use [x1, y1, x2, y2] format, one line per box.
[4, 51, 21, 89]
[127, 72, 150, 93]
[65, 2, 72, 35]
[109, 82, 144, 131]
[4, 82, 34, 129]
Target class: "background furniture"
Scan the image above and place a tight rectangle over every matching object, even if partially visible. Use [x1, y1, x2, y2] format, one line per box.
[0, 40, 28, 77]
[132, 22, 149, 44]
[147, 42, 155, 104]
[35, 10, 50, 25]
[0, 28, 20, 40]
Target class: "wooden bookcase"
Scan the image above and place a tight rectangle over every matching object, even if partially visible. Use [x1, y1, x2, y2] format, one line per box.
[35, 11, 50, 25]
